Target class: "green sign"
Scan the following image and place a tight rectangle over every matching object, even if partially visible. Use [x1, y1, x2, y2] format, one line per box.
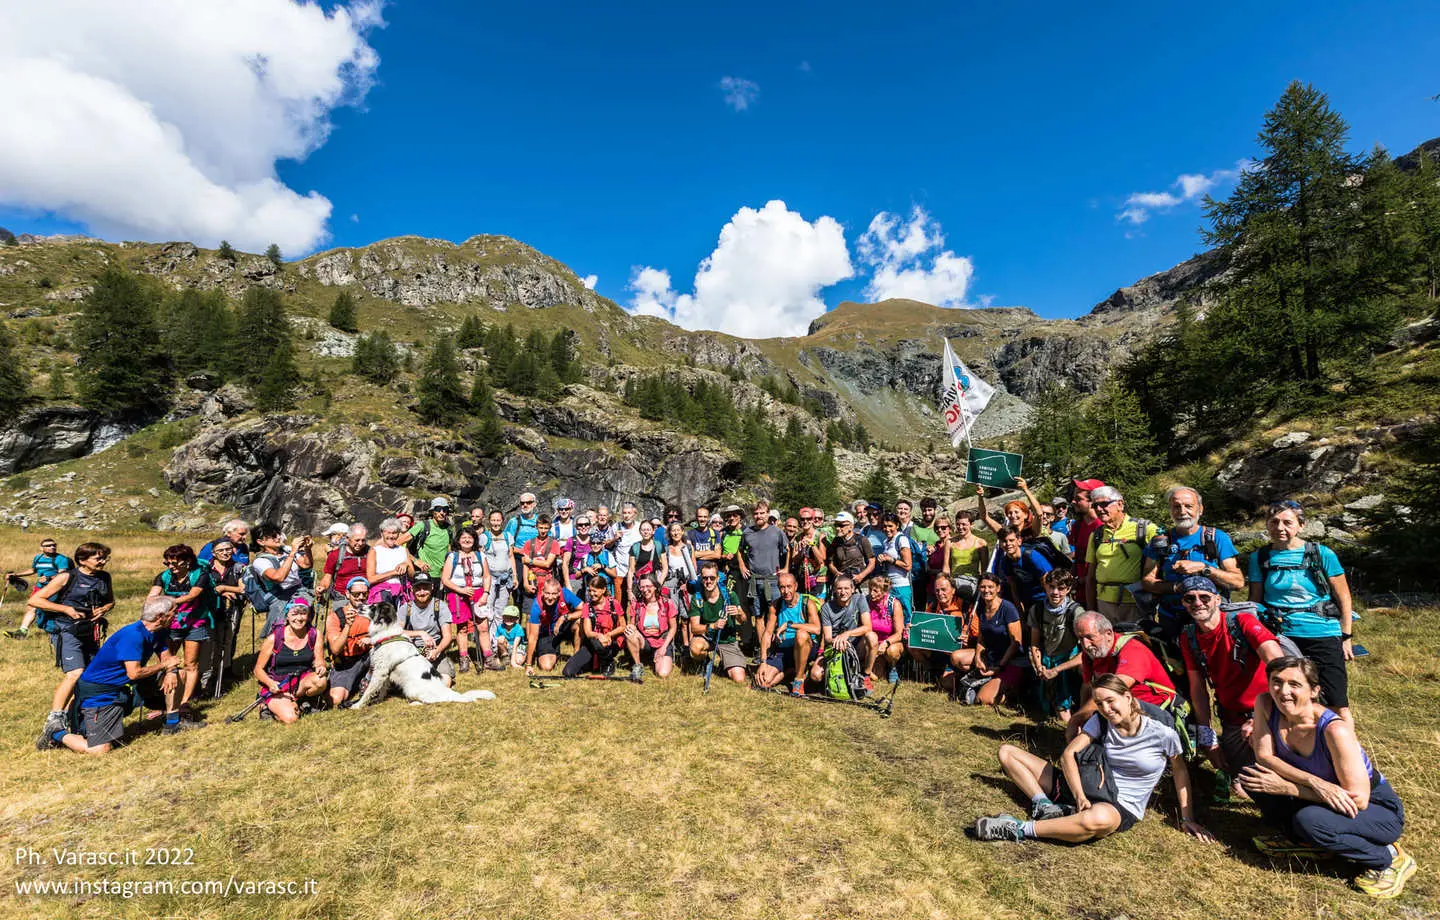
[908, 612, 964, 653]
[965, 448, 1024, 489]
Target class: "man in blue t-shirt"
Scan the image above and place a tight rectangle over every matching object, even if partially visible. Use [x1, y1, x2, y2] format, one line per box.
[1140, 487, 1244, 645]
[687, 506, 722, 564]
[40, 597, 195, 754]
[5, 538, 72, 639]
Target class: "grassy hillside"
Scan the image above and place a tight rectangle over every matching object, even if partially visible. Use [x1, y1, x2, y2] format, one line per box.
[0, 528, 1435, 919]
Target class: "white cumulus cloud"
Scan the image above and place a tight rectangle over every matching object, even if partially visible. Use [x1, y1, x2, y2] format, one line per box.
[857, 206, 975, 307]
[580, 274, 598, 290]
[1118, 160, 1253, 225]
[718, 76, 759, 112]
[626, 200, 852, 338]
[0, 0, 383, 255]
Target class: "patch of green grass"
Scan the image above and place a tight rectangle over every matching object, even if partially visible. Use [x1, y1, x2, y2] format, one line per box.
[0, 530, 1435, 919]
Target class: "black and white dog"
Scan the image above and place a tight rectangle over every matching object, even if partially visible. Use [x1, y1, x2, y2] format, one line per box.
[350, 602, 497, 707]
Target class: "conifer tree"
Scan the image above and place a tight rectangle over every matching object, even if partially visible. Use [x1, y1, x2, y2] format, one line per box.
[1077, 378, 1160, 491]
[0, 324, 28, 414]
[469, 373, 495, 413]
[328, 290, 358, 333]
[73, 268, 169, 414]
[217, 240, 237, 262]
[1018, 381, 1087, 493]
[47, 360, 69, 400]
[856, 463, 899, 509]
[234, 287, 289, 386]
[352, 331, 400, 383]
[265, 243, 283, 269]
[253, 335, 301, 411]
[417, 338, 465, 425]
[456, 315, 485, 350]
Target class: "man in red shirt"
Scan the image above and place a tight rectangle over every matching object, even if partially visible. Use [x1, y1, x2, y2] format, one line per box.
[1069, 478, 1106, 590]
[1068, 610, 1176, 739]
[315, 524, 369, 605]
[1177, 575, 1284, 781]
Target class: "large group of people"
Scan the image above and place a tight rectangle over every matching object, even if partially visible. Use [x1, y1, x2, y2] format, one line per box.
[8, 478, 1415, 899]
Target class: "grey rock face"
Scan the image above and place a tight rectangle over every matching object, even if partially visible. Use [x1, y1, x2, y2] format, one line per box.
[0, 407, 137, 475]
[1084, 251, 1223, 319]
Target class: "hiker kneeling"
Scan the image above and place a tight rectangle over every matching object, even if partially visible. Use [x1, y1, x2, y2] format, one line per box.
[975, 674, 1215, 844]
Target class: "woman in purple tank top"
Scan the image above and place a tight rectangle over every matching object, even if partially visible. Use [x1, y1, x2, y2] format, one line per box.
[1239, 657, 1415, 899]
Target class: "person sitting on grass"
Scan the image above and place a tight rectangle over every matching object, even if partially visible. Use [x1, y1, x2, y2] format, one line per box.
[864, 575, 906, 686]
[40, 597, 188, 754]
[399, 575, 458, 685]
[975, 673, 1214, 844]
[624, 573, 677, 680]
[965, 573, 1025, 708]
[756, 572, 820, 694]
[1239, 657, 1416, 900]
[1067, 611, 1177, 740]
[254, 597, 328, 724]
[326, 577, 373, 708]
[809, 574, 875, 691]
[689, 561, 748, 685]
[907, 573, 979, 692]
[525, 579, 583, 674]
[493, 605, 527, 668]
[563, 577, 627, 678]
[1027, 569, 1084, 722]
[1177, 575, 1284, 797]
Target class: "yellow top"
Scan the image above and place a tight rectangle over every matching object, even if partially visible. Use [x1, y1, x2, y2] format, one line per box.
[1085, 515, 1153, 604]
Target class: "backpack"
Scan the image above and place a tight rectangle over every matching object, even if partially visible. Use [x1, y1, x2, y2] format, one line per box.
[822, 644, 865, 700]
[1182, 605, 1302, 684]
[1255, 543, 1339, 618]
[264, 624, 317, 687]
[38, 569, 112, 633]
[1022, 536, 1073, 572]
[1106, 632, 1195, 759]
[242, 555, 287, 614]
[1088, 518, 1156, 565]
[412, 519, 456, 557]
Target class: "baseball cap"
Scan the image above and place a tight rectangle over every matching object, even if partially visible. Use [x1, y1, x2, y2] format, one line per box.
[768, 510, 781, 522]
[502, 605, 520, 620]
[1073, 478, 1106, 493]
[411, 574, 436, 589]
[1180, 575, 1218, 596]
[588, 533, 604, 544]
[865, 502, 883, 513]
[553, 496, 575, 511]
[429, 496, 452, 509]
[323, 523, 349, 536]
[834, 511, 856, 524]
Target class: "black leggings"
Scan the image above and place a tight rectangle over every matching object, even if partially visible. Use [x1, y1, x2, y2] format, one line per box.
[562, 638, 622, 677]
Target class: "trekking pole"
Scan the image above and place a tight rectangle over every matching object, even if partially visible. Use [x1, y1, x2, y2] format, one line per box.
[226, 694, 265, 723]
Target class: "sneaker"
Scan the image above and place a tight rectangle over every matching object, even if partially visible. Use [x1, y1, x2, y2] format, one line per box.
[862, 675, 874, 692]
[973, 814, 1025, 842]
[1251, 834, 1330, 859]
[1353, 844, 1417, 899]
[6, 627, 29, 639]
[603, 660, 616, 679]
[41, 710, 68, 738]
[629, 664, 644, 682]
[162, 719, 207, 735]
[484, 656, 504, 671]
[887, 667, 900, 685]
[36, 726, 63, 751]
[1030, 800, 1066, 821]
[790, 679, 805, 697]
[458, 657, 471, 673]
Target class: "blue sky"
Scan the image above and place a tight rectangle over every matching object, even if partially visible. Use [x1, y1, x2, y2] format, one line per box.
[2, 0, 1437, 333]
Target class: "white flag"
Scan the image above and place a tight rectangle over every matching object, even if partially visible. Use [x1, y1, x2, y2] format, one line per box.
[941, 339, 994, 447]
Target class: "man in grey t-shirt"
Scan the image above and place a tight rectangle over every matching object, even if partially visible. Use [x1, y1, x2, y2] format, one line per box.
[397, 576, 456, 684]
[740, 501, 790, 633]
[810, 575, 873, 686]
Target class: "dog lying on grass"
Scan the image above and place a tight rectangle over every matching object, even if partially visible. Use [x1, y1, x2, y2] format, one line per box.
[349, 602, 497, 707]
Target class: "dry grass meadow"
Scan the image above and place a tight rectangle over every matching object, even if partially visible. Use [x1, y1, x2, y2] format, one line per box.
[0, 528, 1436, 920]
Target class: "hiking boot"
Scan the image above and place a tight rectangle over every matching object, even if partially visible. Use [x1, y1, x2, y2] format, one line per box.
[974, 814, 1025, 842]
[162, 719, 207, 735]
[458, 657, 471, 673]
[603, 660, 617, 679]
[41, 710, 68, 739]
[484, 656, 504, 671]
[6, 627, 29, 639]
[1030, 800, 1066, 821]
[1353, 844, 1416, 899]
[630, 664, 644, 682]
[36, 722, 64, 750]
[887, 666, 900, 685]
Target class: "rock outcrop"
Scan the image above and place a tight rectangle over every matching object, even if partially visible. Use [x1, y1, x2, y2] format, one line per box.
[0, 407, 137, 475]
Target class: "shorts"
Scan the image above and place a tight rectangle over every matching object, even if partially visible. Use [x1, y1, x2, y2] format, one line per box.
[78, 703, 127, 747]
[715, 641, 747, 672]
[51, 629, 98, 673]
[764, 642, 814, 672]
[1219, 719, 1255, 771]
[535, 635, 561, 659]
[446, 592, 477, 627]
[1048, 769, 1140, 833]
[172, 623, 212, 643]
[330, 655, 370, 695]
[433, 654, 456, 681]
[1290, 634, 1349, 709]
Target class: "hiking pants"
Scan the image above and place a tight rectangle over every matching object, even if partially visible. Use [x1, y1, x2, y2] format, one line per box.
[1251, 778, 1404, 869]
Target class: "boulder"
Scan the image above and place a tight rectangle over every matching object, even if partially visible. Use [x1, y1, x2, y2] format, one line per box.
[1272, 431, 1312, 449]
[0, 407, 140, 475]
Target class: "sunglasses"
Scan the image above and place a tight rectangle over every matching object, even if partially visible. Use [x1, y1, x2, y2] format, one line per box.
[936, 525, 951, 531]
[1181, 593, 1215, 606]
[520, 500, 536, 506]
[1093, 499, 1118, 509]
[700, 575, 718, 582]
